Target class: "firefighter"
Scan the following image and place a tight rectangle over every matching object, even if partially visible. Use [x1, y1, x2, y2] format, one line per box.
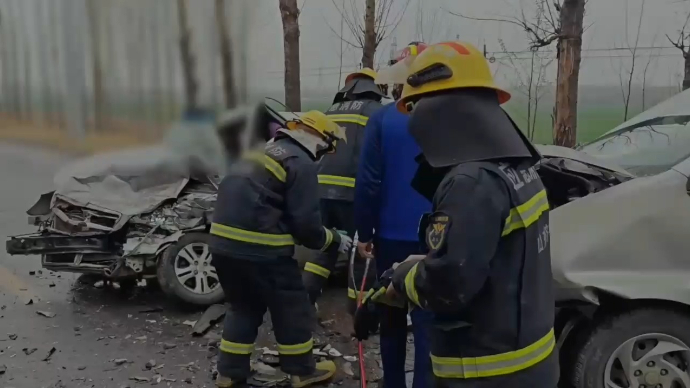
[387, 41, 559, 387]
[301, 68, 385, 313]
[210, 110, 353, 388]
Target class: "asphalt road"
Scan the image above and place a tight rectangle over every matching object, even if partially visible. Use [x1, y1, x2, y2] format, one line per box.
[0, 143, 399, 388]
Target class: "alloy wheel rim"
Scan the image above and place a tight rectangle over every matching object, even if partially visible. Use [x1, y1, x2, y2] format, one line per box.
[173, 242, 220, 295]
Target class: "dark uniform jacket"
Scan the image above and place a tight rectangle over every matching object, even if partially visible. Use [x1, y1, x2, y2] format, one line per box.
[319, 99, 383, 202]
[209, 136, 342, 261]
[393, 160, 558, 387]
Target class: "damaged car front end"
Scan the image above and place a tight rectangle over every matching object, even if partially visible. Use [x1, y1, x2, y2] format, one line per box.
[538, 90, 690, 388]
[6, 143, 223, 305]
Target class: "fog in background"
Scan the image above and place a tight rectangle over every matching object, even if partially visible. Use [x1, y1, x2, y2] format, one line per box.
[0, 0, 688, 142]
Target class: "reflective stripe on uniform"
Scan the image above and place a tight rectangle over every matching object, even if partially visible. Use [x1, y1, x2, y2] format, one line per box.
[220, 339, 254, 355]
[320, 227, 333, 251]
[245, 151, 287, 182]
[318, 175, 356, 188]
[347, 287, 360, 299]
[431, 328, 555, 379]
[501, 189, 550, 237]
[277, 338, 314, 355]
[304, 262, 331, 278]
[327, 114, 368, 126]
[210, 223, 294, 246]
[404, 262, 422, 307]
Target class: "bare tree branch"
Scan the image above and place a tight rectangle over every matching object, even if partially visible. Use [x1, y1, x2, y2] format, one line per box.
[447, 8, 559, 49]
[327, 0, 410, 67]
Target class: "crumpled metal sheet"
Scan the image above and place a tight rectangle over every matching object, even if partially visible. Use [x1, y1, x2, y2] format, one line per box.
[129, 192, 216, 233]
[122, 231, 186, 257]
[551, 168, 690, 305]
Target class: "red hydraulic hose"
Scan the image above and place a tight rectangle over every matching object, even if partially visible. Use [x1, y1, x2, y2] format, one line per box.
[355, 257, 372, 388]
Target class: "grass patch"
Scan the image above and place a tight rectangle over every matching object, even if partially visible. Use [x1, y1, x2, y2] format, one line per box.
[0, 116, 159, 155]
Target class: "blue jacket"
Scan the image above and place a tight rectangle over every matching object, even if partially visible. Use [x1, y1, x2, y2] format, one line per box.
[354, 103, 431, 242]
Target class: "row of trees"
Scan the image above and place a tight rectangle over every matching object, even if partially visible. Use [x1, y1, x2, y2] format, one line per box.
[277, 0, 408, 111]
[275, 0, 589, 147]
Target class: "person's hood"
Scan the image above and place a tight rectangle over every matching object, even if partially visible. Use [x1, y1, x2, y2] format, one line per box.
[333, 78, 386, 104]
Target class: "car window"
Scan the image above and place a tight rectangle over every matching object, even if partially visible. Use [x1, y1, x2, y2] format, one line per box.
[579, 115, 690, 176]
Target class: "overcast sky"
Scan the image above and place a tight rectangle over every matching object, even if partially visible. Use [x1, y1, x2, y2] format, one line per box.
[236, 0, 690, 92]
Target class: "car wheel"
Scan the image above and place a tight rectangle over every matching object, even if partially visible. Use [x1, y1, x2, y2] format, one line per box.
[569, 308, 690, 388]
[157, 233, 224, 306]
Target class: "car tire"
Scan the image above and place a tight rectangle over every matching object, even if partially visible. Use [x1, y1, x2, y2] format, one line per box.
[568, 308, 690, 388]
[157, 233, 224, 306]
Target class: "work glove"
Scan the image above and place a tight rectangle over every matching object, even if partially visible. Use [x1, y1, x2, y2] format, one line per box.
[335, 230, 353, 254]
[353, 291, 379, 341]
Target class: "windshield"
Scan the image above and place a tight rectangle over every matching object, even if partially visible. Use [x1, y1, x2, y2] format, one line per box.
[579, 115, 690, 176]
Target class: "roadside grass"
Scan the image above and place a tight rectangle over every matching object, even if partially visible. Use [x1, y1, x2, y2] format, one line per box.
[0, 115, 159, 155]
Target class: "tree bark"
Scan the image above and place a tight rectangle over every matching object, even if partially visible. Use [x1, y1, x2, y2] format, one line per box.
[216, 0, 236, 109]
[683, 52, 690, 90]
[553, 0, 585, 148]
[279, 0, 301, 111]
[86, 0, 104, 131]
[362, 0, 376, 68]
[177, 0, 199, 111]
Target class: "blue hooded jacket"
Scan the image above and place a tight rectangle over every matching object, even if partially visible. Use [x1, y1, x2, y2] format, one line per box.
[354, 103, 431, 242]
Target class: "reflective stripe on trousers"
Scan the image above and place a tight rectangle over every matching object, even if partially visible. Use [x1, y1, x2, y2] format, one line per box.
[502, 189, 550, 237]
[210, 223, 294, 246]
[431, 328, 556, 379]
[328, 114, 369, 126]
[277, 338, 314, 355]
[318, 175, 355, 188]
[220, 339, 254, 355]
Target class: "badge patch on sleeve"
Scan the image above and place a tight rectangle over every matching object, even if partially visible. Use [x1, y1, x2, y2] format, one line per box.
[426, 212, 451, 251]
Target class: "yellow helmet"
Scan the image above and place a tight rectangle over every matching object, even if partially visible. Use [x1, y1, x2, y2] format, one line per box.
[286, 110, 347, 144]
[345, 67, 377, 84]
[396, 41, 510, 114]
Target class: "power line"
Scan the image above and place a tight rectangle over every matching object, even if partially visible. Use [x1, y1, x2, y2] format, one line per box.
[262, 45, 685, 76]
[487, 45, 681, 56]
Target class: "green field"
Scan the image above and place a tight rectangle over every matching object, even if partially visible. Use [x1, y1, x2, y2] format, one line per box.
[299, 98, 629, 147]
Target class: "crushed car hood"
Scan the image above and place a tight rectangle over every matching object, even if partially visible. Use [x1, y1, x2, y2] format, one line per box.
[535, 144, 634, 178]
[550, 168, 690, 305]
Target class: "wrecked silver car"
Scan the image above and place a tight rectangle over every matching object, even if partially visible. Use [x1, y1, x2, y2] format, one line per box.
[6, 120, 224, 305]
[541, 89, 690, 388]
[5, 106, 280, 306]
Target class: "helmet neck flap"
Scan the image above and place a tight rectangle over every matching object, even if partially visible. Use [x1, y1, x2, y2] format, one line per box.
[408, 88, 541, 198]
[275, 128, 333, 161]
[333, 77, 386, 104]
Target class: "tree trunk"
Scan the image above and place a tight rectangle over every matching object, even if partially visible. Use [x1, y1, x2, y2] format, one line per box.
[683, 52, 690, 90]
[86, 0, 104, 131]
[362, 0, 376, 68]
[177, 0, 199, 111]
[552, 0, 585, 148]
[279, 0, 301, 111]
[216, 0, 236, 109]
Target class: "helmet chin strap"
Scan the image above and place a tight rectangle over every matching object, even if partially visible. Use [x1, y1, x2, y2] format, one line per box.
[392, 84, 403, 100]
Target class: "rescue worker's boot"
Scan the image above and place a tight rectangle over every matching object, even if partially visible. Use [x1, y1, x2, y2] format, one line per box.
[215, 375, 246, 387]
[289, 360, 337, 387]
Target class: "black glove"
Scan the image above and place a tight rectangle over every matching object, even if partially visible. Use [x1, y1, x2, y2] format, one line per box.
[353, 291, 379, 341]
